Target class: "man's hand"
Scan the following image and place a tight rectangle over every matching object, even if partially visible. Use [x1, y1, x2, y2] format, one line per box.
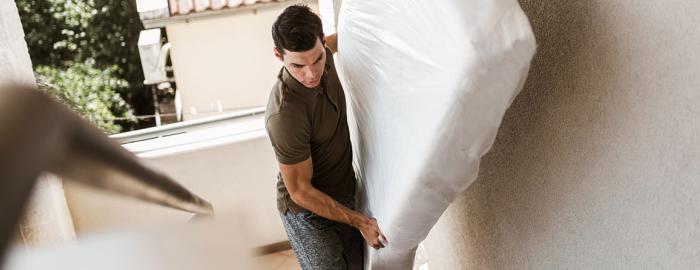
[324, 33, 338, 54]
[355, 216, 389, 249]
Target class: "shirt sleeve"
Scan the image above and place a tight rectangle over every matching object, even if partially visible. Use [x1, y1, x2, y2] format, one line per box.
[265, 113, 311, 164]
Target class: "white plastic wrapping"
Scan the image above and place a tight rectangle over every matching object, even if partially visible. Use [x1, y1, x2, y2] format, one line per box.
[335, 0, 536, 268]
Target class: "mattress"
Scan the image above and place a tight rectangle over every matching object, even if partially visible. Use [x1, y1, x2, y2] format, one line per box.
[332, 0, 536, 268]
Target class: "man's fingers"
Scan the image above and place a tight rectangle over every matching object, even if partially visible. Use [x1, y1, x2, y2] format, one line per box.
[370, 239, 386, 249]
[363, 216, 387, 250]
[378, 232, 388, 246]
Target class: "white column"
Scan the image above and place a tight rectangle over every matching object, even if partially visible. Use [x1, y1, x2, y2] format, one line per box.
[1, 0, 77, 247]
[0, 0, 36, 86]
[17, 174, 77, 246]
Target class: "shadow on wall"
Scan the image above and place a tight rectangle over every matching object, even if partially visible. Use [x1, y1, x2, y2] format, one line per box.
[426, 1, 602, 269]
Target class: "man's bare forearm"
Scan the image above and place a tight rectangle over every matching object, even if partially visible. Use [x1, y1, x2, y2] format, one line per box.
[324, 33, 338, 54]
[290, 186, 367, 228]
[277, 158, 380, 243]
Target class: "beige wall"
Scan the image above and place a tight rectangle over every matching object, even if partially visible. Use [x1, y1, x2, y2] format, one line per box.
[0, 0, 35, 85]
[165, 2, 318, 120]
[18, 174, 76, 247]
[1, 0, 76, 248]
[64, 128, 286, 247]
[424, 1, 700, 269]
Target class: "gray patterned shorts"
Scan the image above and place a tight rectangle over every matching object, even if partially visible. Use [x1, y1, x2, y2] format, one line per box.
[280, 207, 365, 270]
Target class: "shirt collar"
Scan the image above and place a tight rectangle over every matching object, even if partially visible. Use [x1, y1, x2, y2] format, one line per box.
[281, 67, 324, 95]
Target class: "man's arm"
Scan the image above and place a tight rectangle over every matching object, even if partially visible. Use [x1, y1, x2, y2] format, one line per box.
[279, 157, 387, 249]
[324, 33, 338, 54]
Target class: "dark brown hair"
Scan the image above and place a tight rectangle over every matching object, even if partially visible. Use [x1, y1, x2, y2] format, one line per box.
[271, 4, 324, 55]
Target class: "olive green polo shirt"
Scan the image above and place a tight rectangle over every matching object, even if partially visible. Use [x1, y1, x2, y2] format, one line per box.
[265, 47, 356, 214]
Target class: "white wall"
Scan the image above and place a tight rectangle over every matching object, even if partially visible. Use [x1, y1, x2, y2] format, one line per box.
[64, 118, 287, 247]
[424, 1, 700, 269]
[1, 0, 76, 248]
[0, 0, 35, 85]
[165, 2, 319, 120]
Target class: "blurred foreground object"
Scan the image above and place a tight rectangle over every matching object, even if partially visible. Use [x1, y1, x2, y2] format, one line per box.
[4, 216, 256, 270]
[0, 85, 213, 266]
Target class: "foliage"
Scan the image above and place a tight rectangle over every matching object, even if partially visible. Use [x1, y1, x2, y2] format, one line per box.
[35, 61, 136, 134]
[15, 0, 154, 132]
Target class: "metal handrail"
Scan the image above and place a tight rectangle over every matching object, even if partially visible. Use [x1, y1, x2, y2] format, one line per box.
[0, 85, 215, 265]
[111, 106, 266, 144]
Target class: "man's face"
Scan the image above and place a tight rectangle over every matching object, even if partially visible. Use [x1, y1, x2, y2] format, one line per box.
[275, 38, 326, 88]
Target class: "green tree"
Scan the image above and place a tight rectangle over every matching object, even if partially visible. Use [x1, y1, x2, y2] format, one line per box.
[36, 61, 136, 134]
[16, 0, 154, 133]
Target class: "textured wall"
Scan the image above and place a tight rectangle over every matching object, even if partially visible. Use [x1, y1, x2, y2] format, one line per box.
[424, 0, 700, 269]
[1, 0, 76, 248]
[0, 0, 35, 85]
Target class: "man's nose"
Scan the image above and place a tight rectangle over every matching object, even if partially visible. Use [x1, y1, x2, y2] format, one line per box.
[305, 68, 319, 79]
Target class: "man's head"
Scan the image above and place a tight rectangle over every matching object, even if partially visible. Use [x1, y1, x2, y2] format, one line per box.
[272, 5, 326, 88]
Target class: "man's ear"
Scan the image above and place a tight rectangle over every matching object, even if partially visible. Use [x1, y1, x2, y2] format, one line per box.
[273, 47, 283, 61]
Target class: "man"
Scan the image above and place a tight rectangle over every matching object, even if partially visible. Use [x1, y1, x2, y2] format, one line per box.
[265, 4, 387, 269]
